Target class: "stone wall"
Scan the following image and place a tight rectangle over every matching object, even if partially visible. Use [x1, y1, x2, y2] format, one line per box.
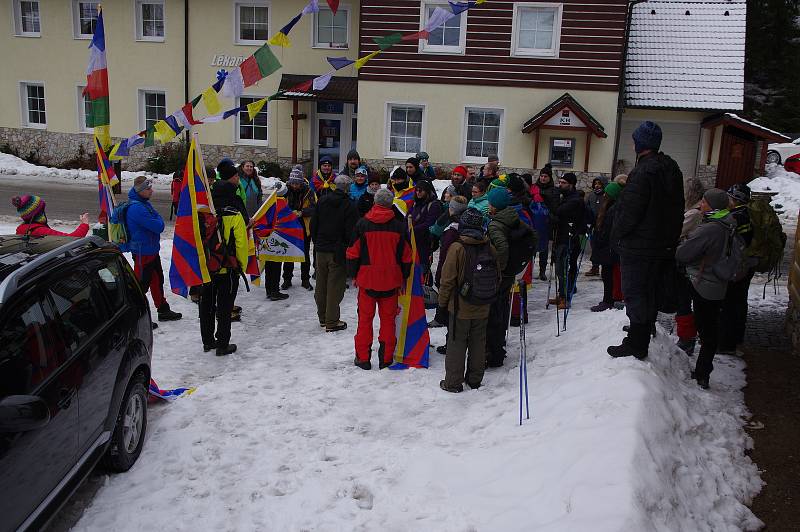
[697, 165, 717, 189]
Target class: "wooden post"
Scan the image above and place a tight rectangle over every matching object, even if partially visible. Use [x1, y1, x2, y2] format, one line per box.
[533, 128, 540, 170]
[706, 126, 716, 165]
[584, 130, 592, 172]
[291, 99, 299, 164]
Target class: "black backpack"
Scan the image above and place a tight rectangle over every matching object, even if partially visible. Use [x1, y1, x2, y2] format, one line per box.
[504, 221, 537, 276]
[199, 208, 240, 274]
[459, 240, 499, 305]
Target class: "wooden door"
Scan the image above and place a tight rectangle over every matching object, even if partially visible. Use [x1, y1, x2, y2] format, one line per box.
[716, 126, 757, 189]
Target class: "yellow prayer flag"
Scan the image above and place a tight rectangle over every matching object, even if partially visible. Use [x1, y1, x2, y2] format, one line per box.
[154, 120, 177, 143]
[476, 0, 486, 3]
[95, 124, 112, 151]
[268, 31, 291, 48]
[108, 142, 123, 161]
[354, 50, 381, 70]
[201, 86, 222, 116]
[247, 98, 267, 121]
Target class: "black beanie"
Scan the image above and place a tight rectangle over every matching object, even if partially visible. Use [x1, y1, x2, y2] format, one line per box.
[563, 173, 577, 186]
[217, 160, 237, 180]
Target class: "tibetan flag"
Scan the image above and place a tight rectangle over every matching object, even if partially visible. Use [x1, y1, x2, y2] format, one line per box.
[246, 231, 261, 285]
[311, 169, 335, 194]
[402, 30, 430, 41]
[94, 135, 117, 225]
[148, 378, 196, 402]
[83, 8, 111, 149]
[326, 0, 340, 15]
[247, 98, 267, 121]
[393, 182, 416, 216]
[374, 32, 403, 51]
[169, 136, 212, 297]
[240, 44, 282, 87]
[513, 202, 533, 228]
[302, 0, 320, 15]
[327, 56, 355, 70]
[355, 50, 381, 70]
[221, 67, 244, 99]
[312, 71, 334, 91]
[201, 86, 222, 116]
[391, 220, 430, 369]
[251, 192, 306, 263]
[425, 7, 456, 33]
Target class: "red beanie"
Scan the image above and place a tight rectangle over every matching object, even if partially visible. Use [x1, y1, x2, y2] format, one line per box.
[452, 165, 468, 177]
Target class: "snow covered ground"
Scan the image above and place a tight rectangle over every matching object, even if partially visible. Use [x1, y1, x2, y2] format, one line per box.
[0, 217, 765, 531]
[750, 164, 800, 223]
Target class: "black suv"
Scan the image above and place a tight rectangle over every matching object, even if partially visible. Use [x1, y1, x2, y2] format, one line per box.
[0, 235, 152, 532]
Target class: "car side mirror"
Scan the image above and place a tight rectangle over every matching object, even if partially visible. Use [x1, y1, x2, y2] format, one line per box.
[0, 395, 50, 433]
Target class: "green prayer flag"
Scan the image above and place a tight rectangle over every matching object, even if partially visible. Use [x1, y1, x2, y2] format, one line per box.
[373, 33, 403, 51]
[144, 127, 155, 147]
[253, 45, 282, 78]
[87, 97, 110, 128]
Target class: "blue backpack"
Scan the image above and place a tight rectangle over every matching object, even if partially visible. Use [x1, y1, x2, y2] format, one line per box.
[110, 200, 135, 252]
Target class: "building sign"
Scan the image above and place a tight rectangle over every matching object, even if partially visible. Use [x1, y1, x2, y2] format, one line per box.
[210, 54, 246, 67]
[544, 108, 586, 129]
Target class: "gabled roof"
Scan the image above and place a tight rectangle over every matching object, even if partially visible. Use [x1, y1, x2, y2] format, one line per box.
[625, 1, 746, 111]
[521, 93, 607, 138]
[702, 113, 791, 142]
[276, 74, 357, 102]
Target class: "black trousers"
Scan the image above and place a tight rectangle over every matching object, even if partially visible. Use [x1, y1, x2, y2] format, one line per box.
[691, 285, 723, 380]
[620, 255, 670, 351]
[264, 261, 281, 294]
[199, 271, 239, 348]
[538, 242, 550, 273]
[282, 235, 312, 283]
[486, 276, 515, 365]
[718, 271, 754, 350]
[601, 263, 614, 305]
[555, 242, 580, 299]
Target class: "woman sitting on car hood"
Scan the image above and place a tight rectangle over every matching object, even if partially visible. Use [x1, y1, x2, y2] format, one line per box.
[12, 194, 90, 237]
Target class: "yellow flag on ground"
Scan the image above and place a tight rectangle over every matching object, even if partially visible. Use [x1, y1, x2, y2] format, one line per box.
[154, 120, 177, 143]
[247, 98, 267, 121]
[201, 86, 222, 116]
[355, 50, 381, 70]
[268, 31, 291, 47]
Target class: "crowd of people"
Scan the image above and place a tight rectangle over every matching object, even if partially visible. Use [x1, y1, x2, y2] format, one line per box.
[11, 121, 785, 391]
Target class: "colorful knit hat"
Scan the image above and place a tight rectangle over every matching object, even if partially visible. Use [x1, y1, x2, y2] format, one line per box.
[12, 195, 46, 223]
[287, 165, 306, 186]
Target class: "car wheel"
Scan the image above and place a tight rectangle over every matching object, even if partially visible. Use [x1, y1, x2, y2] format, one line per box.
[102, 373, 147, 472]
[765, 151, 781, 165]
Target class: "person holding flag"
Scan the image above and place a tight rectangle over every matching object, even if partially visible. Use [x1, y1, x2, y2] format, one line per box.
[283, 165, 316, 291]
[311, 155, 337, 197]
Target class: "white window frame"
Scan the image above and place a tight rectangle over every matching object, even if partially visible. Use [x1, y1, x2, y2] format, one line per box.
[234, 95, 269, 146]
[385, 102, 426, 159]
[12, 0, 41, 37]
[510, 2, 562, 58]
[461, 106, 504, 164]
[19, 81, 46, 129]
[71, 0, 99, 39]
[418, 1, 467, 55]
[311, 4, 350, 50]
[76, 85, 93, 133]
[134, 0, 166, 42]
[233, 1, 270, 46]
[137, 88, 167, 131]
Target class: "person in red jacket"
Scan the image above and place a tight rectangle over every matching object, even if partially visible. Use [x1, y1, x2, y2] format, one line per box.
[346, 188, 412, 370]
[12, 195, 90, 237]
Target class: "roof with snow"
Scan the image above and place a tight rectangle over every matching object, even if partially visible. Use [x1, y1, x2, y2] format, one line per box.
[625, 1, 746, 111]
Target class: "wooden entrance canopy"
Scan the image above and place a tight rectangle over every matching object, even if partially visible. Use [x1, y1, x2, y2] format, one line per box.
[521, 93, 607, 172]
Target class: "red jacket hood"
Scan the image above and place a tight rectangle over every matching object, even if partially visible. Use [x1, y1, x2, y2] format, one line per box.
[365, 204, 396, 223]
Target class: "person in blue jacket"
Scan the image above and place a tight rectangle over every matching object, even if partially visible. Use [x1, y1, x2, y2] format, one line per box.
[126, 176, 182, 322]
[349, 165, 369, 203]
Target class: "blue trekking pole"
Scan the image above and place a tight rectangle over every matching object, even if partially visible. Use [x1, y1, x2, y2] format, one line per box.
[518, 279, 530, 425]
[563, 231, 590, 328]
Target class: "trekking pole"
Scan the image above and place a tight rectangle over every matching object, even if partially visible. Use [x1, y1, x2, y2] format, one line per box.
[563, 233, 590, 328]
[559, 234, 573, 332]
[519, 279, 530, 424]
[545, 254, 555, 309]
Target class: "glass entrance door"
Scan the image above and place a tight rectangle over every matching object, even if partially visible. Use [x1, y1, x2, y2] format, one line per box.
[317, 118, 342, 170]
[314, 101, 357, 172]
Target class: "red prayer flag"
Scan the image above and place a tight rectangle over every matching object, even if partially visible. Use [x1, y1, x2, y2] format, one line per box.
[326, 0, 340, 15]
[240, 56, 263, 87]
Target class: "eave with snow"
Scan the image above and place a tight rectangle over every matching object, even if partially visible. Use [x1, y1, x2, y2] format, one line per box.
[618, 0, 787, 188]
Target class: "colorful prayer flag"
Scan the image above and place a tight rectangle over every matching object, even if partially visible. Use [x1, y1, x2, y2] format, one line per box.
[402, 30, 430, 41]
[374, 32, 403, 50]
[312, 71, 334, 91]
[425, 7, 456, 33]
[83, 8, 112, 149]
[221, 67, 244, 99]
[391, 220, 430, 369]
[327, 56, 355, 70]
[251, 192, 306, 262]
[201, 86, 222, 116]
[94, 135, 117, 219]
[174, 103, 201, 129]
[169, 136, 213, 297]
[355, 50, 381, 70]
[448, 1, 476, 15]
[326, 0, 340, 15]
[247, 98, 267, 121]
[302, 0, 320, 15]
[154, 119, 177, 143]
[268, 31, 291, 47]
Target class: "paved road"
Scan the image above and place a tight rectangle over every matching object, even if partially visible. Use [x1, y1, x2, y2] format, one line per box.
[0, 175, 173, 224]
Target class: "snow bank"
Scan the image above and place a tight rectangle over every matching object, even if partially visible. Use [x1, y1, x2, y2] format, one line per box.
[0, 153, 172, 190]
[750, 164, 800, 223]
[61, 233, 763, 532]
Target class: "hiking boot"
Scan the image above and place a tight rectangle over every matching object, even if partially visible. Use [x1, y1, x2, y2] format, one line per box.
[547, 296, 562, 305]
[436, 345, 447, 354]
[281, 279, 292, 290]
[190, 293, 201, 304]
[203, 342, 217, 353]
[591, 302, 612, 312]
[607, 341, 647, 360]
[439, 380, 462, 393]
[538, 270, 548, 282]
[466, 381, 481, 390]
[510, 316, 521, 327]
[691, 371, 710, 390]
[267, 291, 289, 301]
[428, 319, 446, 328]
[354, 357, 371, 370]
[319, 321, 326, 328]
[379, 359, 393, 370]
[622, 325, 630, 332]
[216, 343, 237, 356]
[151, 322, 159, 330]
[677, 338, 696, 356]
[557, 300, 570, 310]
[717, 347, 737, 356]
[232, 306, 242, 313]
[157, 304, 182, 321]
[326, 321, 348, 332]
[585, 266, 600, 277]
[230, 311, 241, 322]
[301, 280, 314, 291]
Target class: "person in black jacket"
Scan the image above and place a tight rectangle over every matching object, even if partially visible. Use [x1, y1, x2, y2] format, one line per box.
[357, 174, 381, 216]
[534, 164, 560, 278]
[548, 173, 584, 309]
[590, 182, 622, 311]
[311, 175, 358, 332]
[608, 121, 685, 359]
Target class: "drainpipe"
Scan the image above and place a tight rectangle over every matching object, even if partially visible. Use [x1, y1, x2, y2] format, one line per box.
[612, 0, 647, 176]
[183, 0, 190, 149]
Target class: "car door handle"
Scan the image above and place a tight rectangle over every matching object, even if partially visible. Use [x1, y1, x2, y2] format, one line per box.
[57, 388, 76, 410]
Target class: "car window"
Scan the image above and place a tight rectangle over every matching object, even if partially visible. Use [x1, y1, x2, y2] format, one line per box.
[48, 270, 104, 353]
[95, 258, 125, 312]
[0, 295, 62, 396]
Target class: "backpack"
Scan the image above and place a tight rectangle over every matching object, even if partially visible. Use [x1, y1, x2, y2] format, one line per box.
[459, 240, 499, 305]
[746, 198, 787, 274]
[504, 221, 538, 276]
[110, 200, 135, 252]
[711, 224, 748, 282]
[199, 209, 240, 274]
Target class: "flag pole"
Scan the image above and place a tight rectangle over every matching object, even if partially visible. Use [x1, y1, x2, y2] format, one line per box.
[192, 130, 215, 215]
